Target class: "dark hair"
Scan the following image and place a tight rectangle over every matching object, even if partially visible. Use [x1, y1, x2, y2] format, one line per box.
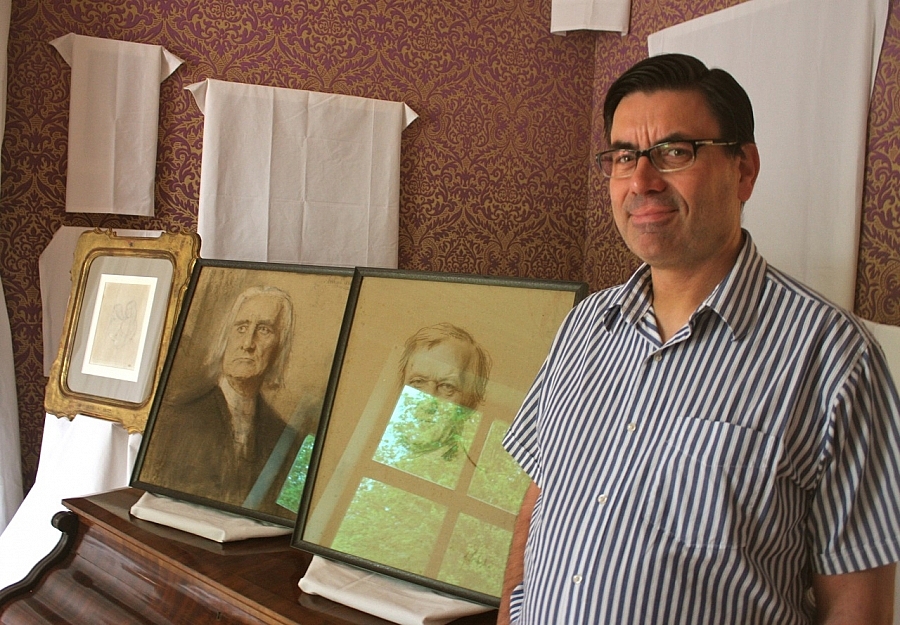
[603, 54, 754, 153]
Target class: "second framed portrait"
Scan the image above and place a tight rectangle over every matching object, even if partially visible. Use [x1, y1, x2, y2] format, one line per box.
[293, 268, 588, 605]
[132, 259, 354, 525]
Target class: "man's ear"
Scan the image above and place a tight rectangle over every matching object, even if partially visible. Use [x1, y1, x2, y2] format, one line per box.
[737, 143, 760, 203]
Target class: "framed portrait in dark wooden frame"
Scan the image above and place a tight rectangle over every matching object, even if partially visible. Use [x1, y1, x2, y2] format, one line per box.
[45, 229, 200, 433]
[292, 268, 587, 606]
[131, 259, 354, 526]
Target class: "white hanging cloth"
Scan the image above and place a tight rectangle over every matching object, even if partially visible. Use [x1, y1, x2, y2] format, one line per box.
[0, 275, 20, 536]
[0, 0, 21, 537]
[50, 34, 183, 215]
[551, 0, 631, 35]
[648, 0, 890, 309]
[187, 79, 417, 268]
[0, 415, 142, 589]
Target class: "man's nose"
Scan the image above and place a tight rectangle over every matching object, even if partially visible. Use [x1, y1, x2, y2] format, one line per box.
[629, 153, 666, 194]
[240, 327, 257, 349]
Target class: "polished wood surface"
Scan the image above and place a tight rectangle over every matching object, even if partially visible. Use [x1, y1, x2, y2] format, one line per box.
[0, 488, 498, 624]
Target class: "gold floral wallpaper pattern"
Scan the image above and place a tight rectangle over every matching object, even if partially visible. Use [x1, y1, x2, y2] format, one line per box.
[1, 0, 595, 489]
[2, 0, 898, 491]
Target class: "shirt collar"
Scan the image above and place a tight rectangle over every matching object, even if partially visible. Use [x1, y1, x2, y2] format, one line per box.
[599, 230, 767, 340]
[699, 231, 767, 339]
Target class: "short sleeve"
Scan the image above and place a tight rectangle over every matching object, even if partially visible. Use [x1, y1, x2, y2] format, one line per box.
[810, 342, 900, 574]
[503, 358, 547, 487]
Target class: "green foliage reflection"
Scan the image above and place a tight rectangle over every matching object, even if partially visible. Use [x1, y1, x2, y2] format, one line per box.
[276, 434, 315, 513]
[332, 478, 446, 574]
[438, 514, 512, 597]
[374, 386, 480, 489]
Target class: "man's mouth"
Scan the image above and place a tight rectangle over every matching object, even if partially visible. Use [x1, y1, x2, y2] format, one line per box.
[626, 197, 678, 227]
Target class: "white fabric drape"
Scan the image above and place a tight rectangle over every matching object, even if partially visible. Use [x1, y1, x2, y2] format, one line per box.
[648, 0, 889, 309]
[50, 34, 183, 215]
[550, 0, 631, 35]
[0, 0, 22, 536]
[865, 321, 900, 382]
[299, 556, 491, 625]
[187, 79, 416, 268]
[0, 414, 141, 589]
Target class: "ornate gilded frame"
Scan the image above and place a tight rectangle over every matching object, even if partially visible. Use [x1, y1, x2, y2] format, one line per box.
[44, 229, 200, 433]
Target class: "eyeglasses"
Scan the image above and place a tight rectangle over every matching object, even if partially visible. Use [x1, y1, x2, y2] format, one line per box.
[595, 139, 740, 178]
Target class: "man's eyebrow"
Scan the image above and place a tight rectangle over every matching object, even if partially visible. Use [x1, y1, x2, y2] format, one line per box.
[608, 140, 636, 150]
[607, 134, 692, 150]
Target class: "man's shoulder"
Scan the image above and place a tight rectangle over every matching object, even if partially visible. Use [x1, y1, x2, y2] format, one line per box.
[571, 283, 628, 316]
[179, 385, 226, 410]
[761, 264, 876, 350]
[763, 265, 856, 322]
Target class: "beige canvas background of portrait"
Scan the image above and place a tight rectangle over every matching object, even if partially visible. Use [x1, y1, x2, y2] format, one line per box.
[158, 266, 350, 417]
[306, 276, 578, 535]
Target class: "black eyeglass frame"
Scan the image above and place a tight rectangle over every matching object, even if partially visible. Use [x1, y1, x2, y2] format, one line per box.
[595, 139, 741, 178]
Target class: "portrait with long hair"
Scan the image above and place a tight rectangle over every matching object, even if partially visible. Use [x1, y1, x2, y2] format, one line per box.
[133, 260, 353, 525]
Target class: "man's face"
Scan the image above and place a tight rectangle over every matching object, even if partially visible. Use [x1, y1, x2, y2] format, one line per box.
[608, 89, 758, 273]
[222, 294, 283, 385]
[404, 339, 474, 408]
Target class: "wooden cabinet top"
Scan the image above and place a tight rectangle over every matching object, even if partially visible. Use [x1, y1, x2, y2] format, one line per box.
[0, 488, 497, 625]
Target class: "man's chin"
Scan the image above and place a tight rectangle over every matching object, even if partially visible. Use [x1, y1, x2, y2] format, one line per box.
[223, 366, 261, 381]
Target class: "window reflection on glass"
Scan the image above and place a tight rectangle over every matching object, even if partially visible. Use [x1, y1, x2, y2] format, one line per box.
[468, 421, 530, 514]
[439, 513, 513, 597]
[332, 478, 446, 574]
[310, 322, 535, 599]
[277, 434, 316, 513]
[374, 386, 481, 489]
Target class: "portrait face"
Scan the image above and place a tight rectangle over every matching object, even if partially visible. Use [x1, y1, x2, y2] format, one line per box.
[608, 89, 758, 274]
[221, 294, 284, 384]
[403, 338, 474, 407]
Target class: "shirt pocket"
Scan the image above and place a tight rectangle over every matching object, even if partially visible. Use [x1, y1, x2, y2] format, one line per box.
[639, 418, 778, 550]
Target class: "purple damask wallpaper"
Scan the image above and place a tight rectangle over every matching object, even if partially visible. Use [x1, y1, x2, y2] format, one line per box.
[0, 0, 595, 490]
[1, 0, 899, 491]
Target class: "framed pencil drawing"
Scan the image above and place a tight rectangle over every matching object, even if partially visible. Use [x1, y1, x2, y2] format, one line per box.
[81, 273, 158, 382]
[292, 268, 587, 605]
[44, 229, 200, 433]
[131, 260, 355, 525]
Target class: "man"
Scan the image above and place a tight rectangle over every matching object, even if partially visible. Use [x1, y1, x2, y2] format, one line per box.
[387, 323, 492, 461]
[500, 54, 900, 624]
[398, 322, 492, 411]
[145, 285, 303, 519]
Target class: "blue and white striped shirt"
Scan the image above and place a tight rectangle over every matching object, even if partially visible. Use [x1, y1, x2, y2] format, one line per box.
[503, 233, 900, 624]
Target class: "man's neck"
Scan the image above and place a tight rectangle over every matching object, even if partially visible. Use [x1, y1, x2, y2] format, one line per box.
[649, 253, 739, 343]
[219, 376, 258, 411]
[222, 374, 262, 399]
[218, 377, 258, 455]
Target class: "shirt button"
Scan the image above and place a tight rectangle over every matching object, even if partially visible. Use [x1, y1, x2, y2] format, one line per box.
[626, 422, 637, 432]
[572, 574, 583, 584]
[654, 353, 663, 362]
[597, 494, 608, 505]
